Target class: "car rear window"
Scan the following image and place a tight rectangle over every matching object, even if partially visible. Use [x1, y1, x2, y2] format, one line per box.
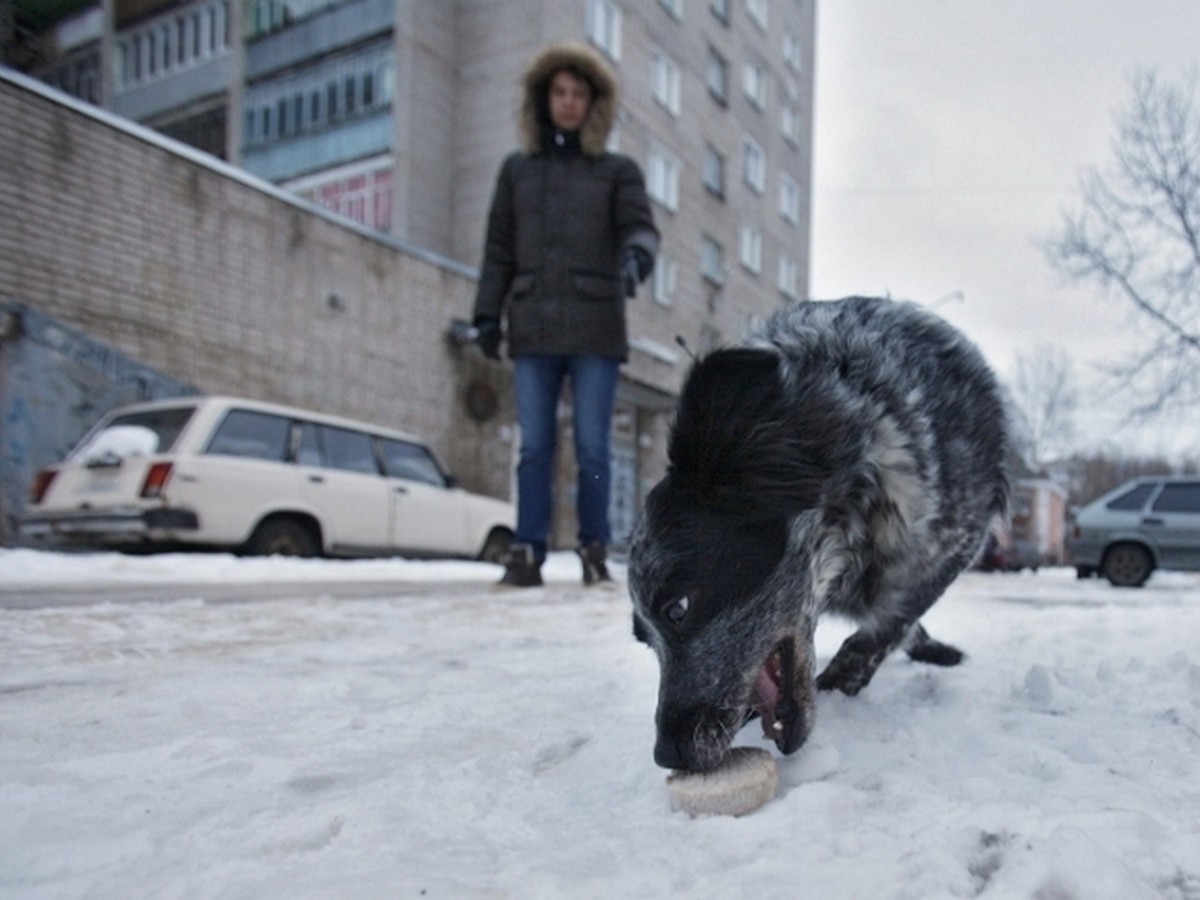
[205, 410, 291, 460]
[72, 406, 196, 461]
[1152, 483, 1200, 514]
[1106, 483, 1156, 511]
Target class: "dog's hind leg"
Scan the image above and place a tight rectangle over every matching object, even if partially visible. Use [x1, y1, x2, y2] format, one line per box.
[903, 622, 965, 667]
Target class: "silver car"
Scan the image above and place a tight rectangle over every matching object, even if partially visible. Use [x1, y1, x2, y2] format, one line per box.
[1066, 476, 1200, 586]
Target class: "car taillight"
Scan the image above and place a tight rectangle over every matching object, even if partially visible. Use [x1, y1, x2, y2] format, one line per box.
[30, 468, 58, 504]
[140, 461, 174, 498]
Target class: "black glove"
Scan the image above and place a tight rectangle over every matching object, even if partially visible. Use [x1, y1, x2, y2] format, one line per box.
[473, 317, 502, 360]
[620, 246, 653, 298]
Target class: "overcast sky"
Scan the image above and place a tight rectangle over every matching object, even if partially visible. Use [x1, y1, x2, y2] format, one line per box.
[810, 1, 1200, 459]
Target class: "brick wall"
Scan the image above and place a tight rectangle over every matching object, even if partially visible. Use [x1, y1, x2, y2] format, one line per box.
[0, 70, 516, 505]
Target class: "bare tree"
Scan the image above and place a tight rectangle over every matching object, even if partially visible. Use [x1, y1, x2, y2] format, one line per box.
[1044, 69, 1200, 416]
[1008, 343, 1079, 471]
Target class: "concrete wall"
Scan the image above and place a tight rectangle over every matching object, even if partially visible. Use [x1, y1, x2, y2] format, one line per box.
[0, 68, 517, 542]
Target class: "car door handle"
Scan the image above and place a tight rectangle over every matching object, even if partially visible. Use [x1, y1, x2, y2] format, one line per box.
[394, 485, 408, 495]
[308, 474, 324, 484]
[1141, 517, 1164, 526]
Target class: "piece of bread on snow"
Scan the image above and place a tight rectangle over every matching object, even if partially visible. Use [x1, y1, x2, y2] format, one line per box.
[666, 747, 778, 817]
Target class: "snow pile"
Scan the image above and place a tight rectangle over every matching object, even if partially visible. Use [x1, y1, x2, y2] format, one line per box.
[1, 551, 1198, 898]
[75, 425, 160, 462]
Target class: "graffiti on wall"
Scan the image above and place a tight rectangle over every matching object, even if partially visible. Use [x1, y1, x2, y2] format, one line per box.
[0, 303, 197, 545]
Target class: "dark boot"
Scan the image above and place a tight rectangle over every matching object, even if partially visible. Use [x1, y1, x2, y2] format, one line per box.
[577, 541, 613, 586]
[496, 543, 543, 588]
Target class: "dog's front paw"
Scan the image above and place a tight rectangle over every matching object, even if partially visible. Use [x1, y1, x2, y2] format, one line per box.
[815, 659, 871, 695]
[816, 635, 888, 695]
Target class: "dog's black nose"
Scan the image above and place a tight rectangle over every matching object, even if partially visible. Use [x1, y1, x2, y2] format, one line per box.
[654, 735, 694, 771]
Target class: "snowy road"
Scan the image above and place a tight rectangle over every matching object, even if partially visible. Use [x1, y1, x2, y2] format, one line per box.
[1, 549, 1199, 898]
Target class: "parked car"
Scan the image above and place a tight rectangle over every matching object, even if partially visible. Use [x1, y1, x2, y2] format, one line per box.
[19, 396, 514, 560]
[973, 532, 1044, 573]
[1066, 476, 1200, 587]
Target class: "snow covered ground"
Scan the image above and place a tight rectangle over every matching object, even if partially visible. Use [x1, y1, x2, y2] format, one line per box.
[2, 548, 1198, 899]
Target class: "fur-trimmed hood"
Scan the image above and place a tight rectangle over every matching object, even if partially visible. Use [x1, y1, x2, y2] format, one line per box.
[519, 42, 617, 158]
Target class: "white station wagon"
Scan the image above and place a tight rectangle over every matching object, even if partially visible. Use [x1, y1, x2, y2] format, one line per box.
[20, 396, 515, 560]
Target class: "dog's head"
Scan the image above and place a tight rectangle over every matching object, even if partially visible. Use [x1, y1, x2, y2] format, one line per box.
[629, 347, 854, 772]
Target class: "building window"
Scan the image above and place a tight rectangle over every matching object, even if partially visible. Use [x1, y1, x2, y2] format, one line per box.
[706, 46, 729, 105]
[703, 144, 726, 198]
[647, 146, 680, 211]
[326, 80, 339, 118]
[295, 161, 394, 234]
[658, 0, 683, 19]
[651, 50, 682, 116]
[115, 0, 231, 91]
[710, 0, 730, 25]
[743, 62, 767, 111]
[742, 137, 765, 193]
[274, 97, 287, 136]
[779, 173, 800, 224]
[747, 0, 768, 31]
[783, 30, 803, 73]
[739, 224, 763, 274]
[244, 46, 393, 150]
[781, 105, 801, 146]
[701, 235, 725, 285]
[653, 255, 678, 306]
[587, 0, 622, 61]
[246, 0, 342, 39]
[778, 254, 799, 298]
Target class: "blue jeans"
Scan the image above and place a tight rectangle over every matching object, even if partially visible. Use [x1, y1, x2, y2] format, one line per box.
[513, 354, 620, 560]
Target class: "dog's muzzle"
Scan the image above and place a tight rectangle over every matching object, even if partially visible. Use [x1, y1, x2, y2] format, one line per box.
[654, 636, 811, 772]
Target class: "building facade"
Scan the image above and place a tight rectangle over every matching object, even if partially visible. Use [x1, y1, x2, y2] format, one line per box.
[3, 0, 816, 549]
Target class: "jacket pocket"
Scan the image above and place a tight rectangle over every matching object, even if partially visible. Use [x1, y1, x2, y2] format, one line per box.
[570, 270, 620, 301]
[508, 272, 536, 301]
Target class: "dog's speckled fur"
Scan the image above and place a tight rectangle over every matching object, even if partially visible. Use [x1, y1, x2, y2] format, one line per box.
[629, 297, 1010, 772]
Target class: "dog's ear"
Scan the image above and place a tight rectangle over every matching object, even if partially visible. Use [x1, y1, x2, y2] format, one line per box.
[668, 347, 839, 519]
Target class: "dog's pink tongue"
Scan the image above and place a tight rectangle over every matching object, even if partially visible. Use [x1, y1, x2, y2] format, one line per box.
[752, 664, 781, 738]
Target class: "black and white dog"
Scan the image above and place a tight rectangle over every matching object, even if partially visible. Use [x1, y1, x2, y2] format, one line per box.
[629, 297, 1009, 772]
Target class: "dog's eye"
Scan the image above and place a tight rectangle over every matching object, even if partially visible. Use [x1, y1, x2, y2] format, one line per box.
[663, 596, 690, 624]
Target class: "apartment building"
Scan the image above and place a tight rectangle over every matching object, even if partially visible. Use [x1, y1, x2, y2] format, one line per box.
[3, 0, 815, 547]
[7, 0, 814, 339]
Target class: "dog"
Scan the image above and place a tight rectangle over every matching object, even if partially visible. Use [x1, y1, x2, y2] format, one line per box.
[628, 297, 1009, 773]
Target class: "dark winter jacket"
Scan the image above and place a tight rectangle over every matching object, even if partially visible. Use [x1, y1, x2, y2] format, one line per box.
[473, 42, 659, 360]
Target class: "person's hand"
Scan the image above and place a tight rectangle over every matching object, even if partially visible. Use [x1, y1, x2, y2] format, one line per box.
[474, 317, 502, 359]
[620, 246, 653, 298]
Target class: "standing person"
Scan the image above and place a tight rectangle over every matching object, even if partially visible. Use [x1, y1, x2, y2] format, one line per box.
[473, 42, 659, 588]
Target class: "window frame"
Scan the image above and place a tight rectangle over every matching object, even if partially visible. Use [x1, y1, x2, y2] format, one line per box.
[703, 143, 726, 198]
[700, 234, 726, 285]
[651, 49, 682, 117]
[739, 223, 763, 274]
[587, 0, 623, 61]
[706, 46, 729, 105]
[647, 145, 681, 212]
[742, 136, 766, 193]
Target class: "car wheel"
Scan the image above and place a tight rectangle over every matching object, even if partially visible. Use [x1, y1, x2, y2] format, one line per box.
[1101, 543, 1153, 588]
[479, 527, 513, 564]
[246, 518, 320, 557]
